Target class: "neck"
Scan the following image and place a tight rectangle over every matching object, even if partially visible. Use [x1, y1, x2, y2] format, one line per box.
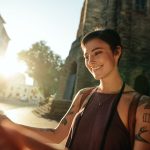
[98, 70, 123, 94]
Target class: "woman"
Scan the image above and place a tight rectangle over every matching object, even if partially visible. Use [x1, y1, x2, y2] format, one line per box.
[0, 29, 150, 150]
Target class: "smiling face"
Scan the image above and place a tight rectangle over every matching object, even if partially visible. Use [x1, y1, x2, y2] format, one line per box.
[82, 38, 121, 80]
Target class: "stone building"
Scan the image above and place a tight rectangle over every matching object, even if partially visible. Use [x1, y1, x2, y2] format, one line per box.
[0, 15, 10, 55]
[56, 0, 150, 101]
[0, 73, 45, 105]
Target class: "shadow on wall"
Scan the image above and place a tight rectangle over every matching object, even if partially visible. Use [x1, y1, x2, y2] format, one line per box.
[134, 70, 150, 96]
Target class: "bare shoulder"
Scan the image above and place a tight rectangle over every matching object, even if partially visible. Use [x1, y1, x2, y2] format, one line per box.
[138, 95, 150, 109]
[71, 87, 94, 105]
[134, 94, 150, 149]
[124, 84, 135, 93]
[77, 87, 95, 95]
[136, 95, 150, 118]
[71, 87, 95, 110]
[117, 84, 136, 128]
[59, 87, 95, 126]
[120, 84, 135, 106]
[136, 94, 150, 122]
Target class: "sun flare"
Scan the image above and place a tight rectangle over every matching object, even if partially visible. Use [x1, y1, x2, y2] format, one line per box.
[0, 56, 27, 78]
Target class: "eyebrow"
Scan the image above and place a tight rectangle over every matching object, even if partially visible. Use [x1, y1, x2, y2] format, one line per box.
[84, 47, 102, 56]
[91, 47, 103, 52]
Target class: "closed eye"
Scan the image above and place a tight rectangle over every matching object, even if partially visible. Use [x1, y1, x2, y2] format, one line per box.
[95, 51, 102, 56]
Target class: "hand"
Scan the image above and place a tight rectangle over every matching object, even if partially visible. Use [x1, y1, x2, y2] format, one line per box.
[0, 120, 63, 150]
[0, 124, 20, 150]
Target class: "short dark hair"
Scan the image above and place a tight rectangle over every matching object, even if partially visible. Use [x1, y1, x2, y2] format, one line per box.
[81, 29, 122, 53]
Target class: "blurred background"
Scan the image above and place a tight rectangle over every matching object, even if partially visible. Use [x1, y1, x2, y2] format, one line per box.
[0, 0, 150, 131]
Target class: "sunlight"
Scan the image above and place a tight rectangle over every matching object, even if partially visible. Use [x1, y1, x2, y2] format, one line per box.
[0, 55, 27, 78]
[25, 74, 33, 85]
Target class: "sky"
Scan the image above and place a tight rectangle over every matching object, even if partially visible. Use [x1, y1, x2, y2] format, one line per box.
[0, 0, 84, 60]
[0, 0, 84, 84]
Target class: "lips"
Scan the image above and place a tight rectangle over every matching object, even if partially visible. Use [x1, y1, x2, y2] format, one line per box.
[91, 65, 103, 71]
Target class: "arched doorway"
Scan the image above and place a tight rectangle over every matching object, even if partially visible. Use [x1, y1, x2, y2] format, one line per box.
[63, 62, 77, 100]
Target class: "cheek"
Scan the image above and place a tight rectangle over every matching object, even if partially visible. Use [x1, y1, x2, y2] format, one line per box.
[104, 54, 116, 66]
[84, 60, 93, 72]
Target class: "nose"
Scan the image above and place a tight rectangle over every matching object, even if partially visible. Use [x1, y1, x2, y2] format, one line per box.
[87, 55, 96, 67]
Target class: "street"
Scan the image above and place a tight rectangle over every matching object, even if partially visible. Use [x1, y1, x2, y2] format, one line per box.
[0, 100, 66, 149]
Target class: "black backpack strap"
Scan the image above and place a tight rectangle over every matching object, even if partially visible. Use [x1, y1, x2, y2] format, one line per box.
[128, 93, 142, 148]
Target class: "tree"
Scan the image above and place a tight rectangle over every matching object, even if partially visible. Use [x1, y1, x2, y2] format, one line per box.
[18, 41, 64, 97]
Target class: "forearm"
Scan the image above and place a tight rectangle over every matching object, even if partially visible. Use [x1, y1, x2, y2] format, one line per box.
[0, 120, 63, 150]
[0, 114, 65, 144]
[19, 124, 60, 143]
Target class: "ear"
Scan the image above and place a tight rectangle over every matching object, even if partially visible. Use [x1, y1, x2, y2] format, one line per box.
[114, 46, 122, 63]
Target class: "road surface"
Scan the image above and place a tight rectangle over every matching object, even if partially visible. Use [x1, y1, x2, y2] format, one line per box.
[0, 100, 66, 149]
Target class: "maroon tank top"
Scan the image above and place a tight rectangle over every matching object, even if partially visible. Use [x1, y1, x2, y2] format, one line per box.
[66, 92, 131, 150]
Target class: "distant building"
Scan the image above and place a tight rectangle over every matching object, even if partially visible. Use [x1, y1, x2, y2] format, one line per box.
[0, 15, 10, 56]
[0, 73, 45, 105]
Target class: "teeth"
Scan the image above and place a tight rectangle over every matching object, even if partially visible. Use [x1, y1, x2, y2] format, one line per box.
[93, 67, 100, 69]
[92, 66, 102, 70]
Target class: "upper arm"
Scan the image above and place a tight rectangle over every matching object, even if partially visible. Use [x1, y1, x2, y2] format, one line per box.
[54, 87, 93, 142]
[133, 95, 150, 150]
[52, 88, 89, 142]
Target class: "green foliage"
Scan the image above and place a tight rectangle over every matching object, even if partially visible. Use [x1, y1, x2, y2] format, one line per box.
[18, 41, 64, 97]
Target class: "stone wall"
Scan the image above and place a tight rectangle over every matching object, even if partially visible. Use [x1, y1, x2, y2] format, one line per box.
[45, 0, 150, 120]
[56, 0, 150, 102]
